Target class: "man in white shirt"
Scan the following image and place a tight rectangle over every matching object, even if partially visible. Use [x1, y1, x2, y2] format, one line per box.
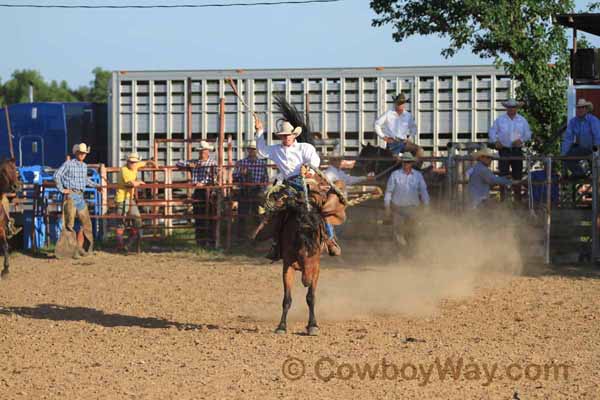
[324, 149, 372, 194]
[255, 117, 341, 260]
[488, 98, 531, 201]
[374, 93, 424, 161]
[384, 153, 430, 247]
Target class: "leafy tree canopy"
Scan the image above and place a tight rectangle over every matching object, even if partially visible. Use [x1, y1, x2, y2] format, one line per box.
[0, 67, 111, 106]
[370, 0, 575, 153]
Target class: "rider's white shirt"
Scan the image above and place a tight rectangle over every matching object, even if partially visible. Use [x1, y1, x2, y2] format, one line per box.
[374, 110, 417, 141]
[488, 113, 531, 147]
[256, 129, 320, 179]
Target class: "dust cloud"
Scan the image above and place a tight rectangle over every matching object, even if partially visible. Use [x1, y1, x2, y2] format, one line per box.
[314, 209, 526, 320]
[242, 208, 531, 323]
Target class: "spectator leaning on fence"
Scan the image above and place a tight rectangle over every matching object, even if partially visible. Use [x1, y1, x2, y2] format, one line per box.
[54, 143, 99, 256]
[374, 93, 425, 162]
[233, 140, 269, 238]
[561, 98, 600, 179]
[176, 140, 217, 247]
[114, 152, 156, 251]
[488, 98, 531, 201]
[467, 147, 514, 209]
[384, 153, 430, 247]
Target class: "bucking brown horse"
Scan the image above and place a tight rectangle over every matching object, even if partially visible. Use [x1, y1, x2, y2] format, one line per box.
[258, 177, 345, 336]
[0, 158, 20, 279]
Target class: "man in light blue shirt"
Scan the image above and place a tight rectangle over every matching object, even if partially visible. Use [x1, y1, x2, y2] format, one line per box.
[468, 148, 513, 209]
[561, 99, 600, 178]
[384, 153, 429, 246]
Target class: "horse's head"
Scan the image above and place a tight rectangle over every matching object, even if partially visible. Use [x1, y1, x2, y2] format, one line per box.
[0, 158, 20, 193]
[353, 143, 396, 176]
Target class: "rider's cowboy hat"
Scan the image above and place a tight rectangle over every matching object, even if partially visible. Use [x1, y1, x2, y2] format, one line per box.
[195, 140, 214, 151]
[244, 140, 257, 149]
[399, 153, 417, 163]
[472, 147, 497, 160]
[72, 143, 91, 154]
[501, 98, 524, 108]
[127, 152, 140, 162]
[393, 93, 409, 105]
[576, 98, 594, 112]
[275, 121, 302, 137]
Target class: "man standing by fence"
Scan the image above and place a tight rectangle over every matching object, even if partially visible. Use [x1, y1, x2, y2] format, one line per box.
[488, 98, 531, 201]
[114, 152, 156, 252]
[384, 153, 429, 247]
[54, 143, 99, 256]
[467, 148, 513, 209]
[374, 93, 424, 162]
[561, 98, 600, 178]
[176, 141, 217, 247]
[233, 140, 269, 239]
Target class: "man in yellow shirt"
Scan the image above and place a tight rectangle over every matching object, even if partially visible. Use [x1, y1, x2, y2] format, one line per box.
[115, 152, 155, 251]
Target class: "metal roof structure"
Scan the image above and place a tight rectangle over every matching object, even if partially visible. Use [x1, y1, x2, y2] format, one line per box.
[556, 13, 600, 37]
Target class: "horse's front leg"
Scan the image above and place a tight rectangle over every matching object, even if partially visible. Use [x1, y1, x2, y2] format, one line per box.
[1, 238, 9, 277]
[306, 264, 320, 336]
[275, 265, 294, 334]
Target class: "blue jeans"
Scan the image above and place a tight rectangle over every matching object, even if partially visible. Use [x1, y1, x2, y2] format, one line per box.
[564, 145, 593, 177]
[325, 223, 335, 239]
[386, 140, 406, 155]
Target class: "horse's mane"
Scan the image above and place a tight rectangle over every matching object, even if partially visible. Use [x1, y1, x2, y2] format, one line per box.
[274, 95, 315, 145]
[292, 204, 324, 256]
[0, 158, 17, 195]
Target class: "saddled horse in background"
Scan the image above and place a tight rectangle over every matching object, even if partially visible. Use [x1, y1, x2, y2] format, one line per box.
[0, 158, 20, 279]
[352, 143, 447, 202]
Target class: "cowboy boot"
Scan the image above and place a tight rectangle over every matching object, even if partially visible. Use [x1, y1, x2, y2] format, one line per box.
[115, 228, 126, 251]
[125, 228, 139, 253]
[326, 237, 342, 257]
[266, 240, 281, 261]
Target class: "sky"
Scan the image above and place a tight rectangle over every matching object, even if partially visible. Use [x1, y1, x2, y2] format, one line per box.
[1, 0, 599, 87]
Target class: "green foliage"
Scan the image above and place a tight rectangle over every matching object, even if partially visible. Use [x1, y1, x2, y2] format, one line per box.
[0, 67, 111, 106]
[589, 2, 599, 11]
[370, 0, 575, 154]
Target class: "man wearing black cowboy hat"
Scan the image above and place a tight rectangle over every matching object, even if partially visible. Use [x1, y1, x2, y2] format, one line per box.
[375, 93, 424, 161]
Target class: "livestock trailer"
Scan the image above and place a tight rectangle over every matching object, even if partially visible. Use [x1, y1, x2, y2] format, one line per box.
[0, 102, 108, 167]
[108, 65, 516, 166]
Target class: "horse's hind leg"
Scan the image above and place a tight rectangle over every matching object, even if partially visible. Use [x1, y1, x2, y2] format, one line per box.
[306, 267, 320, 336]
[275, 265, 294, 334]
[1, 237, 9, 277]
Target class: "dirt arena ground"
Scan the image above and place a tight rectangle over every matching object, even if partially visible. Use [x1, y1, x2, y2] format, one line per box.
[0, 247, 599, 399]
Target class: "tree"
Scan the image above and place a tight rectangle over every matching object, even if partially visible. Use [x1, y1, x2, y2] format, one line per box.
[88, 67, 111, 103]
[0, 67, 111, 105]
[370, 0, 575, 153]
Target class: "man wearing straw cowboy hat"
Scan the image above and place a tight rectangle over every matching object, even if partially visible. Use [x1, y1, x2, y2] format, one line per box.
[114, 152, 156, 252]
[561, 98, 600, 178]
[467, 147, 513, 209]
[384, 153, 430, 247]
[489, 98, 531, 201]
[254, 117, 342, 260]
[176, 140, 217, 247]
[233, 139, 269, 239]
[54, 143, 99, 257]
[374, 93, 425, 161]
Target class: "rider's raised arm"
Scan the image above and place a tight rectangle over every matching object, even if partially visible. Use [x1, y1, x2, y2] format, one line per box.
[255, 118, 271, 159]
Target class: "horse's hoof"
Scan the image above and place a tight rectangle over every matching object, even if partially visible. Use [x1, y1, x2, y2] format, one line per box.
[274, 328, 287, 334]
[0, 269, 8, 277]
[307, 326, 320, 336]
